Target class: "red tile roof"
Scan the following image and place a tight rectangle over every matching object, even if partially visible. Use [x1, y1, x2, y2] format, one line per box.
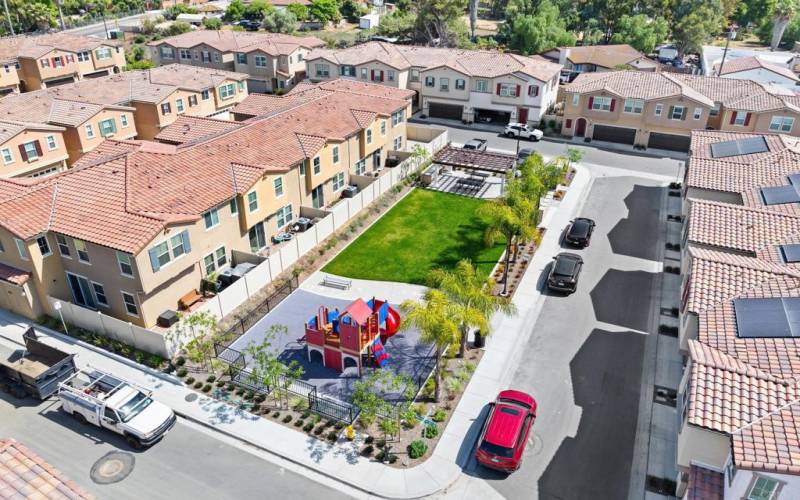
[716, 56, 800, 82]
[148, 31, 324, 56]
[732, 401, 800, 474]
[155, 115, 243, 145]
[0, 438, 93, 499]
[0, 261, 30, 286]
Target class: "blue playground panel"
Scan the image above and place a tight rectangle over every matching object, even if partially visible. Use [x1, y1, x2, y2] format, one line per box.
[229, 289, 436, 403]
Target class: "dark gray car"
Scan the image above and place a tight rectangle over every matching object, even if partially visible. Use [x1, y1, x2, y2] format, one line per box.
[547, 253, 583, 293]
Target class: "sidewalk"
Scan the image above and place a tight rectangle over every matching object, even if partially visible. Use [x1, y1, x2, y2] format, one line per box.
[0, 165, 593, 499]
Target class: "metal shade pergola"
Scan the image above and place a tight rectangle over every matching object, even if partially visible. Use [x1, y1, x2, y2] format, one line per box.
[432, 145, 516, 175]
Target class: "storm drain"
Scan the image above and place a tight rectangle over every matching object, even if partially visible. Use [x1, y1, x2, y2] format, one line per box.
[90, 451, 135, 485]
[653, 386, 678, 407]
[646, 475, 677, 495]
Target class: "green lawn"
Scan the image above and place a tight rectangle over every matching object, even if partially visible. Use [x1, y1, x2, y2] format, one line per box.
[322, 189, 505, 285]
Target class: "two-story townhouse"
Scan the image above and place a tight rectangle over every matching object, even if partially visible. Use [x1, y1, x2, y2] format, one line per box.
[0, 57, 20, 95]
[0, 121, 68, 178]
[0, 79, 412, 328]
[0, 33, 125, 91]
[305, 42, 562, 126]
[148, 30, 324, 94]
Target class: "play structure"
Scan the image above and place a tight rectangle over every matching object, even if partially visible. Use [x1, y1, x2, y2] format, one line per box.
[305, 297, 401, 374]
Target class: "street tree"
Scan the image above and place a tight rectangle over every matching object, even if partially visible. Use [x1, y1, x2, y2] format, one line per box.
[169, 311, 224, 370]
[428, 259, 516, 358]
[263, 9, 297, 33]
[243, 0, 274, 22]
[224, 0, 245, 21]
[400, 290, 458, 402]
[505, 0, 575, 55]
[672, 0, 726, 56]
[309, 0, 341, 24]
[287, 3, 308, 21]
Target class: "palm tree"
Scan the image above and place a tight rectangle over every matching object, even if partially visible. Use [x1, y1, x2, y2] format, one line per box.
[429, 259, 516, 358]
[771, 0, 799, 50]
[400, 290, 458, 402]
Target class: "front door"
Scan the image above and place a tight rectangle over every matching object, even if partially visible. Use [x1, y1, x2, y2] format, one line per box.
[372, 149, 382, 170]
[66, 272, 96, 309]
[518, 107, 529, 123]
[312, 185, 324, 208]
[575, 118, 587, 137]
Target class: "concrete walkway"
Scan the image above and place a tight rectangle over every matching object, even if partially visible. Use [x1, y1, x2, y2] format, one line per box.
[0, 165, 593, 499]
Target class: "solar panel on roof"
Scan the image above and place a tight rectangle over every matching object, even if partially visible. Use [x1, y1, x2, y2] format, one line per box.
[709, 136, 769, 158]
[734, 297, 800, 338]
[789, 174, 800, 187]
[761, 185, 800, 205]
[780, 244, 800, 263]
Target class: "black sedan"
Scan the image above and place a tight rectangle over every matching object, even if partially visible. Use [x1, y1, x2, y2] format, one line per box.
[564, 217, 595, 247]
[547, 253, 583, 293]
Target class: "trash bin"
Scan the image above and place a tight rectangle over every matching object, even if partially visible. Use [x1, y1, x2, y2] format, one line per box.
[473, 330, 484, 348]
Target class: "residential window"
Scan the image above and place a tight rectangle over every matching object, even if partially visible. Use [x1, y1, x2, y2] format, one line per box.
[476, 79, 488, 93]
[74, 239, 89, 263]
[203, 208, 220, 229]
[120, 114, 129, 128]
[425, 76, 435, 87]
[298, 53, 303, 61]
[366, 129, 372, 144]
[46, 135, 57, 150]
[746, 476, 779, 500]
[0, 239, 4, 252]
[392, 110, 404, 126]
[161, 103, 171, 115]
[332, 145, 340, 164]
[215, 246, 227, 268]
[56, 234, 70, 256]
[77, 51, 89, 62]
[116, 251, 133, 277]
[274, 177, 284, 197]
[159, 47, 174, 59]
[219, 83, 235, 99]
[498, 83, 518, 97]
[248, 222, 266, 252]
[355, 159, 366, 175]
[201, 51, 211, 63]
[36, 236, 51, 257]
[30, 167, 56, 178]
[188, 95, 198, 107]
[623, 99, 643, 114]
[40, 58, 50, 68]
[387, 70, 395, 82]
[229, 198, 238, 216]
[204, 248, 227, 275]
[22, 141, 39, 161]
[255, 55, 268, 67]
[313, 156, 321, 174]
[1, 148, 12, 164]
[299, 162, 306, 175]
[572, 93, 579, 106]
[654, 103, 663, 116]
[315, 63, 330, 77]
[236, 53, 247, 64]
[332, 172, 345, 191]
[65, 54, 75, 64]
[176, 99, 184, 113]
[203, 253, 215, 275]
[99, 118, 117, 137]
[180, 49, 191, 60]
[440, 77, 450, 92]
[770, 116, 795, 132]
[14, 238, 27, 260]
[213, 52, 220, 62]
[710, 102, 721, 116]
[381, 120, 386, 136]
[725, 459, 737, 487]
[734, 111, 747, 126]
[201, 90, 210, 100]
[455, 79, 465, 90]
[692, 107, 702, 120]
[670, 105, 686, 120]
[276, 204, 293, 227]
[170, 232, 187, 258]
[340, 65, 356, 77]
[237, 81, 245, 92]
[121, 291, 138, 317]
[247, 191, 258, 212]
[92, 283, 108, 307]
[394, 136, 403, 150]
[591, 96, 612, 111]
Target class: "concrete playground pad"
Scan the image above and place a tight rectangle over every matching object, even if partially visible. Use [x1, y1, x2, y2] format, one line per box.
[228, 288, 435, 402]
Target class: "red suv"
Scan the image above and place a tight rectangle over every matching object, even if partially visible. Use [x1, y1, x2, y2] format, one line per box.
[475, 390, 537, 472]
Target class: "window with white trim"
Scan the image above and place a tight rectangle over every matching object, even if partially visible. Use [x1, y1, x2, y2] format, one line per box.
[366, 129, 372, 144]
[2, 148, 13, 164]
[255, 55, 268, 67]
[77, 51, 89, 62]
[424, 76, 435, 87]
[693, 107, 702, 120]
[92, 283, 108, 307]
[176, 98, 184, 113]
[180, 49, 191, 60]
[14, 238, 27, 260]
[203, 246, 227, 274]
[355, 159, 366, 175]
[159, 47, 174, 59]
[361, 68, 368, 79]
[710, 102, 721, 116]
[734, 112, 747, 126]
[387, 70, 395, 81]
[46, 135, 57, 150]
[236, 53, 246, 64]
[249, 222, 266, 252]
[394, 136, 403, 150]
[315, 63, 330, 77]
[74, 239, 89, 263]
[332, 145, 339, 164]
[475, 79, 488, 93]
[381, 120, 386, 136]
[591, 96, 612, 111]
[120, 114, 129, 128]
[117, 251, 133, 277]
[572, 93, 579, 106]
[95, 47, 112, 60]
[746, 476, 779, 500]
[410, 69, 420, 82]
[219, 83, 235, 99]
[121, 291, 138, 316]
[623, 98, 643, 114]
[230, 198, 238, 216]
[99, 118, 116, 137]
[276, 204, 293, 227]
[670, 105, 686, 120]
[332, 172, 345, 191]
[161, 103, 171, 115]
[654, 103, 663, 116]
[247, 191, 258, 212]
[85, 124, 95, 138]
[455, 79, 465, 90]
[203, 208, 220, 229]
[440, 77, 449, 91]
[56, 234, 70, 256]
[770, 116, 794, 132]
[274, 177, 284, 197]
[36, 236, 51, 257]
[313, 156, 320, 174]
[498, 83, 518, 97]
[201, 89, 210, 100]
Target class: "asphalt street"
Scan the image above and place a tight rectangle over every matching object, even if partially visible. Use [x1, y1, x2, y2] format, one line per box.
[0, 392, 355, 500]
[64, 11, 159, 38]
[460, 172, 669, 500]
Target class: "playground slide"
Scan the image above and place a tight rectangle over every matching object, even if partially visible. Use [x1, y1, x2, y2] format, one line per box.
[384, 306, 401, 337]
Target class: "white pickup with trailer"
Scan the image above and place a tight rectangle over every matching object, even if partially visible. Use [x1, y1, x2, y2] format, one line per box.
[58, 368, 176, 449]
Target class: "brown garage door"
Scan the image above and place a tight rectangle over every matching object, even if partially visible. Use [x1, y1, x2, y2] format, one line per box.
[647, 132, 691, 152]
[428, 102, 463, 120]
[592, 125, 636, 145]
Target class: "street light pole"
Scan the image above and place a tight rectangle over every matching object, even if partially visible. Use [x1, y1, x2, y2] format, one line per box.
[2, 0, 14, 36]
[717, 24, 737, 76]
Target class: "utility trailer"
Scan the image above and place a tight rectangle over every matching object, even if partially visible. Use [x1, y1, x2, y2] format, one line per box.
[0, 328, 77, 399]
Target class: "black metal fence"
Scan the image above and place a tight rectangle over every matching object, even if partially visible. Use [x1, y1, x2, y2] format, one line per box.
[222, 277, 298, 345]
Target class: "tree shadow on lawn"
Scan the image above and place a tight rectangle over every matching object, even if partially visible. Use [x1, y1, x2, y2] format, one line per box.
[428, 220, 505, 283]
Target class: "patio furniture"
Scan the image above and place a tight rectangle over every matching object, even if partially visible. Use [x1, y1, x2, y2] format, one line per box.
[178, 289, 202, 311]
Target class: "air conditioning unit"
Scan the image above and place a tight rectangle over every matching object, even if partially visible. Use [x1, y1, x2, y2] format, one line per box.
[341, 185, 359, 198]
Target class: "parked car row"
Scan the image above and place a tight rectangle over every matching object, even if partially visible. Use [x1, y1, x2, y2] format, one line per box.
[547, 217, 596, 294]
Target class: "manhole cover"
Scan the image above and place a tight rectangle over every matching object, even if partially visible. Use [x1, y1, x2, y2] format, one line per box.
[90, 452, 135, 485]
[185, 392, 198, 402]
[526, 431, 544, 456]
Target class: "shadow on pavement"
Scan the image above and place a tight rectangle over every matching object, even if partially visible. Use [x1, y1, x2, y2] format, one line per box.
[607, 185, 665, 261]
[455, 402, 493, 473]
[589, 269, 657, 332]
[538, 329, 645, 500]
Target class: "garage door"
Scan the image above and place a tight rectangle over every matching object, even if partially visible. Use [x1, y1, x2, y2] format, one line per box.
[647, 132, 691, 152]
[592, 125, 636, 145]
[428, 102, 463, 120]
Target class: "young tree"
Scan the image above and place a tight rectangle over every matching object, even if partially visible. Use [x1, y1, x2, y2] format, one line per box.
[505, 1, 575, 55]
[263, 9, 298, 33]
[243, 0, 274, 22]
[400, 290, 459, 402]
[378, 10, 416, 39]
[287, 3, 309, 21]
[609, 14, 669, 53]
[163, 20, 192, 37]
[243, 324, 304, 409]
[203, 17, 222, 30]
[169, 311, 224, 370]
[310, 0, 341, 24]
[428, 259, 516, 358]
[771, 0, 799, 49]
[224, 0, 245, 21]
[672, 0, 725, 56]
[565, 146, 583, 168]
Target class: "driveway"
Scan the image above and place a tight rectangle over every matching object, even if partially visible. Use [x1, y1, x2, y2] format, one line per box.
[461, 174, 668, 500]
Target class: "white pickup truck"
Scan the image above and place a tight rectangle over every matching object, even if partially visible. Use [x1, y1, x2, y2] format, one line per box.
[59, 368, 176, 449]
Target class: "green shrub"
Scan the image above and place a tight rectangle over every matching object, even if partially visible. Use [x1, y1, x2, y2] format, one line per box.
[206, 375, 216, 383]
[272, 411, 281, 418]
[375, 450, 385, 461]
[301, 411, 311, 419]
[193, 381, 203, 389]
[177, 368, 188, 378]
[314, 426, 324, 435]
[432, 409, 447, 423]
[292, 397, 309, 411]
[235, 388, 245, 396]
[254, 394, 266, 403]
[408, 440, 428, 459]
[245, 390, 255, 400]
[202, 384, 212, 392]
[227, 383, 235, 391]
[327, 431, 338, 441]
[303, 422, 314, 432]
[324, 419, 335, 428]
[216, 380, 226, 387]
[388, 453, 398, 464]
[376, 438, 386, 449]
[185, 376, 195, 384]
[282, 415, 293, 423]
[294, 419, 304, 427]
[364, 435, 374, 444]
[423, 424, 439, 439]
[148, 354, 164, 368]
[361, 444, 374, 456]
[380, 419, 398, 437]
[335, 422, 345, 430]
[311, 414, 321, 425]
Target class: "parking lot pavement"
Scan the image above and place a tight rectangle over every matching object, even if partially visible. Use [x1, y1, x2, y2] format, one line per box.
[0, 393, 356, 500]
[460, 174, 668, 500]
